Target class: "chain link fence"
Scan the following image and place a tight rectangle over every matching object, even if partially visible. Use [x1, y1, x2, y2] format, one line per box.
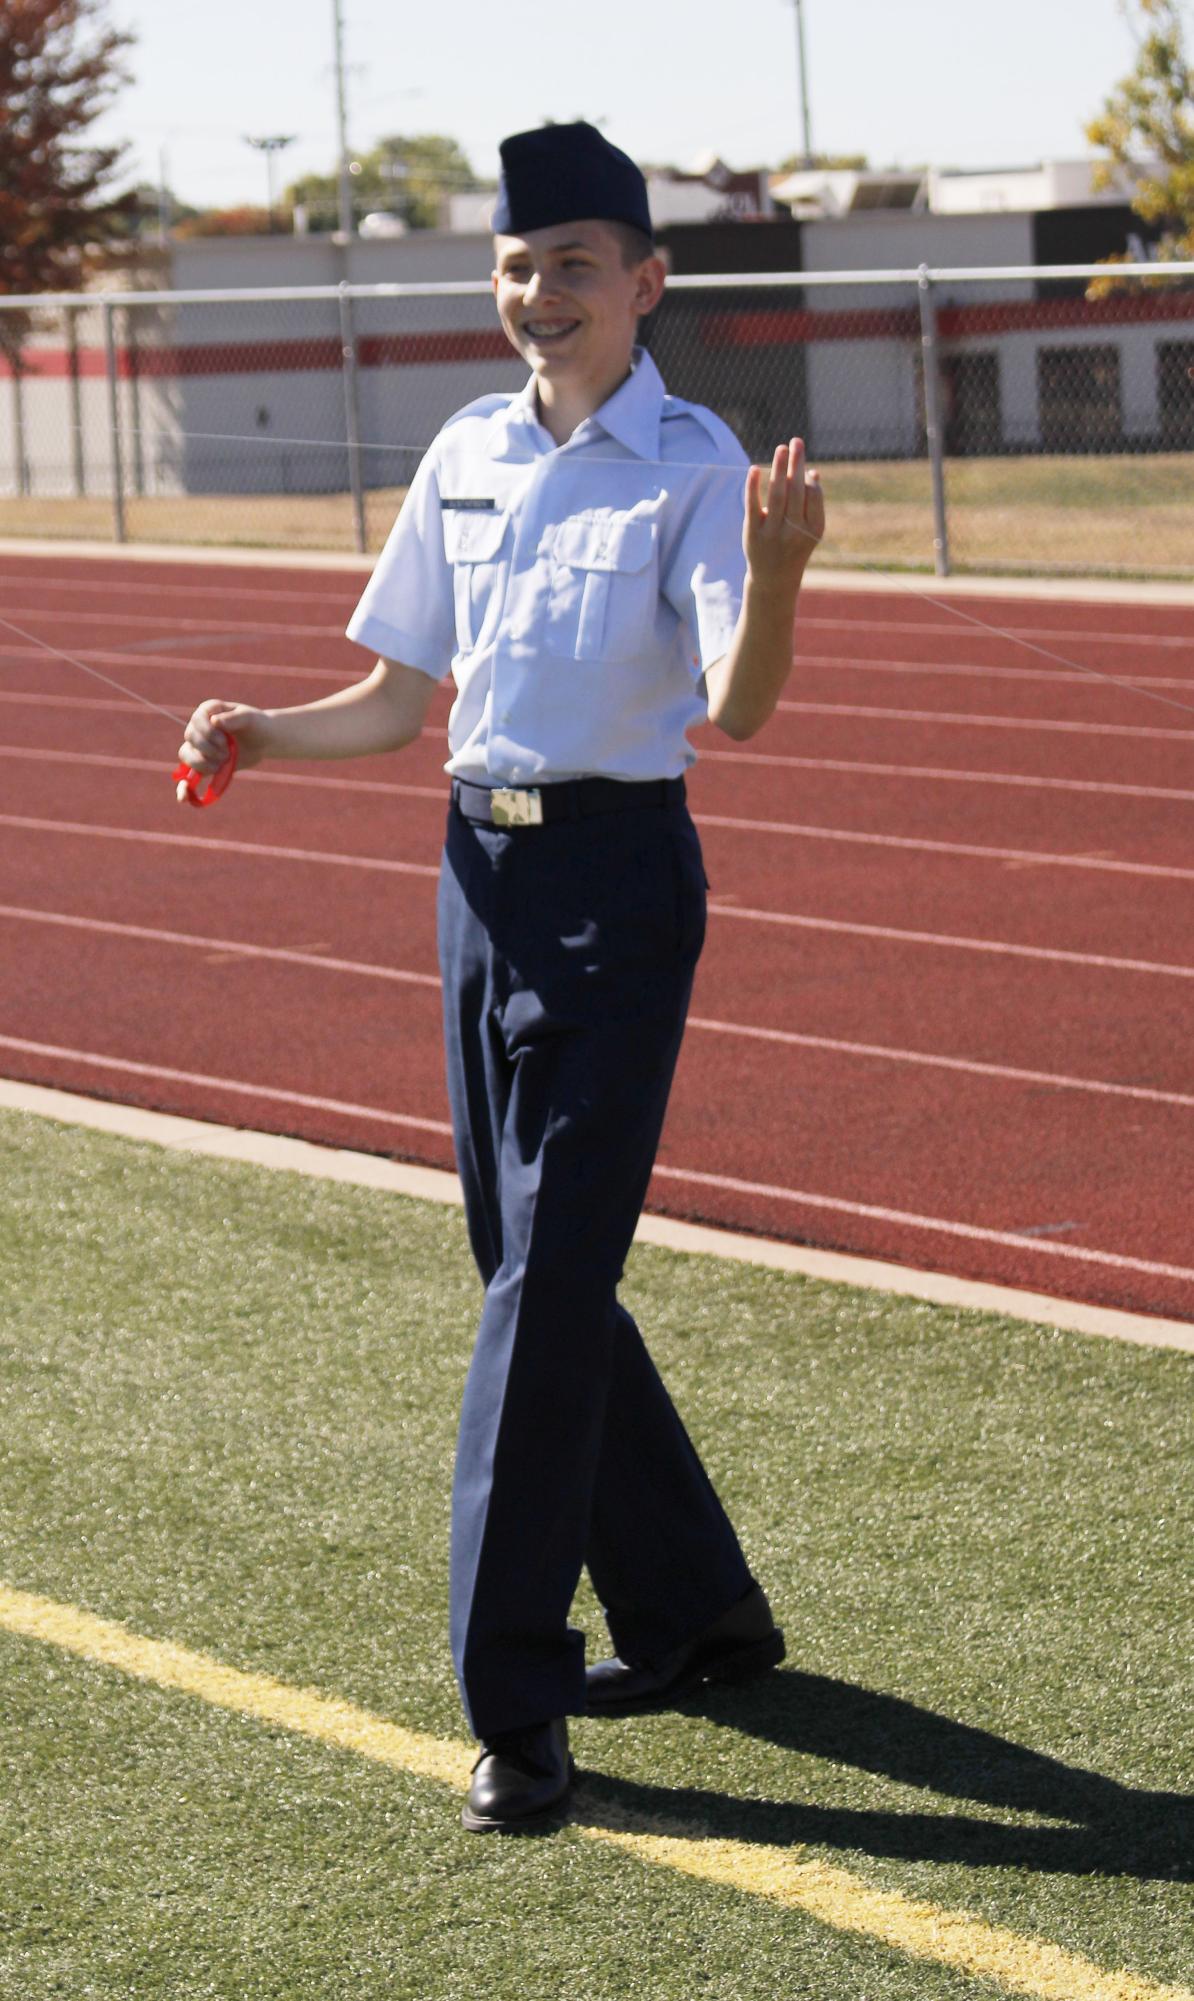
[2, 262, 1192, 578]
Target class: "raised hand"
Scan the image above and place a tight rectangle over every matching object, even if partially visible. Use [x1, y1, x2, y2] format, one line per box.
[743, 437, 825, 590]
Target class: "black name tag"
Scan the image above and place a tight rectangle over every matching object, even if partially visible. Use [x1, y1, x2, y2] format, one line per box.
[441, 497, 497, 511]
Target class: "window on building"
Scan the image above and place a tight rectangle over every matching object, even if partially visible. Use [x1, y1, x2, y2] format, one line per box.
[942, 352, 1002, 456]
[1158, 342, 1194, 448]
[1037, 346, 1122, 453]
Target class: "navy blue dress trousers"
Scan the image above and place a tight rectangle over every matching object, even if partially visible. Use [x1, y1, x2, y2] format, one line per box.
[437, 784, 753, 1738]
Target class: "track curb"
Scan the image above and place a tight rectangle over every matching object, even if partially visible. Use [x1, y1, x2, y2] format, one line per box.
[3, 1077, 1190, 1353]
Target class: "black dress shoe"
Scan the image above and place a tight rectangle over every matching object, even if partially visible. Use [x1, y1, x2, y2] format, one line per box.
[586, 1583, 785, 1714]
[461, 1717, 575, 1833]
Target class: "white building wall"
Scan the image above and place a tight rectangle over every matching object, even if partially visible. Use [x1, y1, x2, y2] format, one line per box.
[803, 211, 1035, 296]
[170, 231, 495, 289]
[805, 340, 923, 458]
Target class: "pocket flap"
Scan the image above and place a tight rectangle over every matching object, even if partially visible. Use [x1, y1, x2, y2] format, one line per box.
[444, 510, 509, 563]
[552, 515, 656, 573]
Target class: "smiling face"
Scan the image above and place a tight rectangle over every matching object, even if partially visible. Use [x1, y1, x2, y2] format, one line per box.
[492, 218, 666, 418]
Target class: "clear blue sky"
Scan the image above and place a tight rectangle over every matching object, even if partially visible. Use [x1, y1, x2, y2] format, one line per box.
[91, 0, 1148, 210]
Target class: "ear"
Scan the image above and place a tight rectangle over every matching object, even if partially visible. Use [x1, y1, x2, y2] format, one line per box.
[634, 254, 667, 317]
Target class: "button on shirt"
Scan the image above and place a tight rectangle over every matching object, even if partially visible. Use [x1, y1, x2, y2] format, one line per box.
[345, 348, 748, 785]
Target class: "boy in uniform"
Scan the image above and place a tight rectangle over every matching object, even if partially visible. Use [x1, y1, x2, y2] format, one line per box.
[178, 122, 824, 1833]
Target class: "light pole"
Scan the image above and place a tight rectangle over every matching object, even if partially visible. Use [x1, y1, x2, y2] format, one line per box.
[244, 134, 296, 230]
[790, 0, 814, 169]
[332, 0, 353, 239]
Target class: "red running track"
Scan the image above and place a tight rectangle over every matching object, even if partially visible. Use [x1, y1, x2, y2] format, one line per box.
[1, 550, 1192, 1323]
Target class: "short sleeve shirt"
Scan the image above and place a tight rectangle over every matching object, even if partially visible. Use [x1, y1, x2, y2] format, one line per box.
[346, 347, 748, 785]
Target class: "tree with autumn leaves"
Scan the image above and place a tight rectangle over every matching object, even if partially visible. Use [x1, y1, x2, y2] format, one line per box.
[1085, 0, 1194, 287]
[0, 0, 135, 339]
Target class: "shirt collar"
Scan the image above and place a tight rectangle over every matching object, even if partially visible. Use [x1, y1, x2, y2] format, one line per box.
[487, 347, 664, 461]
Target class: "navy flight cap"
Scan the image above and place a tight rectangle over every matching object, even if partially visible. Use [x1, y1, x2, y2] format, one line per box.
[492, 122, 653, 241]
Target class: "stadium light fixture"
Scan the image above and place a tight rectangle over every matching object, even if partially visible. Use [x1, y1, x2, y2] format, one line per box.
[243, 134, 297, 231]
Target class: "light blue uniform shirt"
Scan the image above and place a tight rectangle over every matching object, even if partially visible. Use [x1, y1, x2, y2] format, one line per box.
[346, 348, 748, 785]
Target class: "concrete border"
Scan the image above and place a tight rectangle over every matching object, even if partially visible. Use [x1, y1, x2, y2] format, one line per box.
[3, 1078, 1190, 1354]
[2, 536, 1194, 606]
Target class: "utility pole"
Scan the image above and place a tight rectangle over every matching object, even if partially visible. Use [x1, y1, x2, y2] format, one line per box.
[244, 134, 296, 230]
[791, 0, 814, 169]
[333, 0, 354, 239]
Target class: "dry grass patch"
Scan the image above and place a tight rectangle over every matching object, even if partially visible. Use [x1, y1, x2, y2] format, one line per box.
[2, 452, 1192, 578]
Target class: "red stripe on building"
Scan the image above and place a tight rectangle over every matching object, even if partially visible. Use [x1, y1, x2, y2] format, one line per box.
[700, 307, 920, 348]
[0, 330, 513, 379]
[359, 330, 513, 365]
[937, 289, 1194, 337]
[0, 339, 342, 381]
[699, 289, 1194, 350]
[3, 285, 1191, 377]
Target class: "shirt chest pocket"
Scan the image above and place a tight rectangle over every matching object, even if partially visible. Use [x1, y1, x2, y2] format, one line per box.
[546, 515, 657, 663]
[443, 510, 510, 654]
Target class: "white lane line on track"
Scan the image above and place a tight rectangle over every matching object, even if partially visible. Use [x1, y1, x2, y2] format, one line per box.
[696, 815, 1194, 882]
[0, 573, 360, 607]
[702, 754, 1194, 804]
[8, 742, 1189, 807]
[8, 636, 1194, 696]
[0, 817, 440, 877]
[0, 691, 164, 713]
[706, 905, 1194, 979]
[0, 748, 448, 800]
[648, 1163, 1194, 1284]
[0, 604, 345, 640]
[2, 820, 1191, 976]
[797, 615, 1194, 651]
[5, 574, 1191, 652]
[6, 683, 1194, 745]
[5, 904, 1193, 1108]
[4, 807, 1189, 888]
[0, 905, 441, 985]
[688, 1015, 1194, 1111]
[786, 655, 1194, 691]
[0, 642, 344, 685]
[778, 702, 1194, 740]
[0, 1035, 453, 1136]
[2, 1028, 1187, 1286]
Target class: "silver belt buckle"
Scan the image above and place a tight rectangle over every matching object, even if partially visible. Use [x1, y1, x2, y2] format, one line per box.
[490, 787, 543, 828]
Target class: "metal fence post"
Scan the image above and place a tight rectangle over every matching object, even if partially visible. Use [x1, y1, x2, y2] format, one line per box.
[102, 299, 126, 543]
[917, 265, 950, 577]
[9, 363, 29, 498]
[126, 304, 145, 497]
[66, 305, 86, 496]
[338, 283, 366, 555]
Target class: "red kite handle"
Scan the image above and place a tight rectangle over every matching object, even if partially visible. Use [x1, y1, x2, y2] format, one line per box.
[172, 734, 239, 808]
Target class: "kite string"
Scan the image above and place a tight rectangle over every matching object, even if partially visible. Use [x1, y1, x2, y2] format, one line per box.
[113, 415, 1194, 722]
[0, 612, 187, 727]
[6, 414, 1194, 727]
[810, 540, 1194, 724]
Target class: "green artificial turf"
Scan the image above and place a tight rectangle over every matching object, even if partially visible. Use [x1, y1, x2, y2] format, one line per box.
[0, 1107, 1191, 2000]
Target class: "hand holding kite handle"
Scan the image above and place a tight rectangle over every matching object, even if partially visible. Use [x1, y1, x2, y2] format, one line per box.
[173, 733, 239, 808]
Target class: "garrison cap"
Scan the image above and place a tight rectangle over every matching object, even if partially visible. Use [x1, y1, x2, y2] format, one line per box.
[492, 122, 653, 240]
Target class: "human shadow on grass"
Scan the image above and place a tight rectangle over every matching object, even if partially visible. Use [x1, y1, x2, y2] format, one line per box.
[572, 1670, 1192, 1882]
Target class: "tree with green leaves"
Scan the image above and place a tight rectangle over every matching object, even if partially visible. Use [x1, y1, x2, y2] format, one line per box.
[1085, 0, 1194, 280]
[286, 133, 482, 233]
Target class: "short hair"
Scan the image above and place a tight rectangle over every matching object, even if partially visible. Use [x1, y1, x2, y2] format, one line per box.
[608, 220, 656, 269]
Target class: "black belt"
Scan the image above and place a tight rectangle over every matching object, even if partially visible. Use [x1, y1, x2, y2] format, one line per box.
[451, 775, 685, 828]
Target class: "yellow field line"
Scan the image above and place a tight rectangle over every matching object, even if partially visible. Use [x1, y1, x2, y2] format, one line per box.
[1, 1579, 1187, 2001]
